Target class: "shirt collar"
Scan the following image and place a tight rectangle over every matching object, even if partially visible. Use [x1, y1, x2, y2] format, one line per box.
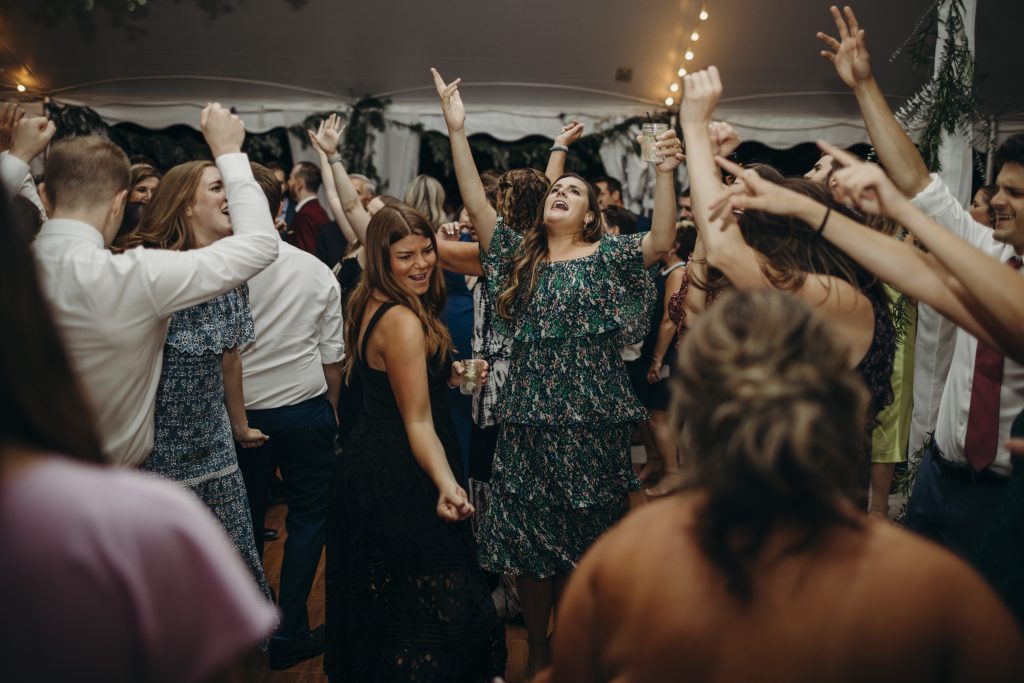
[37, 218, 106, 248]
[295, 196, 317, 213]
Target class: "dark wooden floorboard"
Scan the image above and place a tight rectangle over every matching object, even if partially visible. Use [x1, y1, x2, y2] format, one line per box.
[244, 489, 650, 682]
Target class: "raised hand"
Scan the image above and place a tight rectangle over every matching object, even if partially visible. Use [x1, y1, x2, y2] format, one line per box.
[819, 140, 907, 218]
[709, 121, 741, 157]
[679, 66, 722, 127]
[308, 113, 344, 156]
[437, 482, 474, 521]
[9, 115, 56, 164]
[0, 102, 26, 152]
[654, 129, 686, 174]
[555, 120, 585, 147]
[437, 221, 462, 242]
[817, 5, 872, 89]
[709, 156, 808, 220]
[431, 67, 466, 133]
[200, 103, 245, 158]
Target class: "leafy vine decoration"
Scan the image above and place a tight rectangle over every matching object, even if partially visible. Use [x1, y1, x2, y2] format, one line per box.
[890, 0, 980, 171]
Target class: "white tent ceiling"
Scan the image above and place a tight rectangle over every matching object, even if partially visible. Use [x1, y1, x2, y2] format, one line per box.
[0, 0, 1020, 146]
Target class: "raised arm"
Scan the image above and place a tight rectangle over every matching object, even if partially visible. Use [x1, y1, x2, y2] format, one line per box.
[680, 67, 765, 287]
[642, 130, 685, 267]
[436, 222, 484, 277]
[431, 68, 498, 252]
[711, 155, 1005, 356]
[142, 104, 279, 316]
[817, 5, 931, 196]
[382, 308, 473, 522]
[1, 106, 53, 221]
[545, 120, 584, 183]
[821, 142, 1024, 360]
[315, 144, 359, 245]
[308, 114, 371, 243]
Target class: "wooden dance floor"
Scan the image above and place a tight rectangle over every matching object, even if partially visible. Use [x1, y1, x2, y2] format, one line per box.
[244, 490, 650, 682]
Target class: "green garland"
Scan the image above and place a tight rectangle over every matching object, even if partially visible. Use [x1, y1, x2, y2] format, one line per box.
[891, 292, 913, 346]
[892, 0, 979, 171]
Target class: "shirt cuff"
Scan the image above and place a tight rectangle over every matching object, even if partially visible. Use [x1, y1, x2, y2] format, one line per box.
[0, 151, 30, 195]
[214, 152, 254, 183]
[319, 346, 345, 364]
[909, 173, 945, 212]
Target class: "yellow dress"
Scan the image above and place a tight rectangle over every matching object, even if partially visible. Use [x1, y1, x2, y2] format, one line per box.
[871, 285, 917, 464]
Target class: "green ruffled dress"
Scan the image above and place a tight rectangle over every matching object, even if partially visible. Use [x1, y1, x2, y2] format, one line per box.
[477, 219, 654, 577]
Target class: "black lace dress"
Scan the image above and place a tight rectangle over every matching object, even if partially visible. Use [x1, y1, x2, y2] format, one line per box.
[325, 302, 506, 682]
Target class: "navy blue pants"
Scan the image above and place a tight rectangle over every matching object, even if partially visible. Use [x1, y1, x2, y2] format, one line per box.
[903, 440, 1010, 570]
[239, 394, 337, 637]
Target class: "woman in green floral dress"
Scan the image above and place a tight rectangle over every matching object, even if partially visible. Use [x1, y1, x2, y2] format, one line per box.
[432, 68, 684, 677]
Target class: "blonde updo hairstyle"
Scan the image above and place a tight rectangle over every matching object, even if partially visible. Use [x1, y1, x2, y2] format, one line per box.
[672, 289, 867, 602]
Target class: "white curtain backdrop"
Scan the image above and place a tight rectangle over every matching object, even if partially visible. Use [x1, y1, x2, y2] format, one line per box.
[373, 124, 421, 197]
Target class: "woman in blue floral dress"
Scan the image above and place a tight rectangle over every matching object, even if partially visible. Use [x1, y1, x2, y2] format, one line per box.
[432, 68, 683, 676]
[119, 160, 272, 600]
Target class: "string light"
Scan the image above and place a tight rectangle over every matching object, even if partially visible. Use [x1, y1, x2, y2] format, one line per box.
[16, 84, 26, 92]
[664, 3, 709, 108]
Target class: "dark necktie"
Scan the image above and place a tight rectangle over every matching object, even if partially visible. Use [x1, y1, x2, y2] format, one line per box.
[962, 255, 1023, 471]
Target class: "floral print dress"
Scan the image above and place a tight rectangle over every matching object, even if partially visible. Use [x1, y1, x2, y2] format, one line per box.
[141, 285, 272, 600]
[477, 219, 655, 578]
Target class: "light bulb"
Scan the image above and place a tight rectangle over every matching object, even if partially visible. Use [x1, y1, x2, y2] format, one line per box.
[670, 82, 679, 92]
[16, 84, 26, 92]
[685, 50, 695, 61]
[699, 9, 709, 21]
[691, 31, 700, 41]
[665, 97, 675, 106]
[678, 67, 687, 77]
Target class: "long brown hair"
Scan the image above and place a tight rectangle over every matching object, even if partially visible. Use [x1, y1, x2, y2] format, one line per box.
[496, 172, 602, 319]
[116, 160, 213, 251]
[672, 290, 866, 603]
[0, 190, 105, 465]
[342, 204, 453, 381]
[737, 178, 885, 302]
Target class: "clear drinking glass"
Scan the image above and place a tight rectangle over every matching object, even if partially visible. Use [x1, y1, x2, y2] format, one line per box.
[459, 359, 487, 396]
[641, 122, 669, 163]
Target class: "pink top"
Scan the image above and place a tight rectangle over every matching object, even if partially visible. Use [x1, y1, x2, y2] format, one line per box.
[0, 457, 278, 682]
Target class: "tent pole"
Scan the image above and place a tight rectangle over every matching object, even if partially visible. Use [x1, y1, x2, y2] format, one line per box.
[985, 115, 998, 184]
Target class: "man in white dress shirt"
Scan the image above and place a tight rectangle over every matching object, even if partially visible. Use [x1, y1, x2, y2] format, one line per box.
[21, 104, 279, 467]
[236, 163, 343, 670]
[820, 9, 1022, 574]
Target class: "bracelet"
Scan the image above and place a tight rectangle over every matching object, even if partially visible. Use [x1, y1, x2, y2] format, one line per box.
[327, 153, 342, 165]
[549, 145, 569, 153]
[816, 205, 832, 235]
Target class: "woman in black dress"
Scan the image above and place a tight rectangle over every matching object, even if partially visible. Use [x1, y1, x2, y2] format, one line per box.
[325, 203, 505, 682]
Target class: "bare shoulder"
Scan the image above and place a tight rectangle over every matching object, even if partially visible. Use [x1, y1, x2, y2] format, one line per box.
[374, 304, 426, 353]
[580, 495, 696, 580]
[864, 522, 1023, 647]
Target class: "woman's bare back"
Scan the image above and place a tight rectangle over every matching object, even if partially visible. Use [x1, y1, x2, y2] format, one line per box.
[545, 494, 1024, 683]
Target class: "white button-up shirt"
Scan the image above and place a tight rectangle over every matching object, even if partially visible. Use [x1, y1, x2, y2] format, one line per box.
[240, 241, 344, 410]
[32, 153, 279, 467]
[912, 173, 1024, 475]
[1, 151, 48, 222]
